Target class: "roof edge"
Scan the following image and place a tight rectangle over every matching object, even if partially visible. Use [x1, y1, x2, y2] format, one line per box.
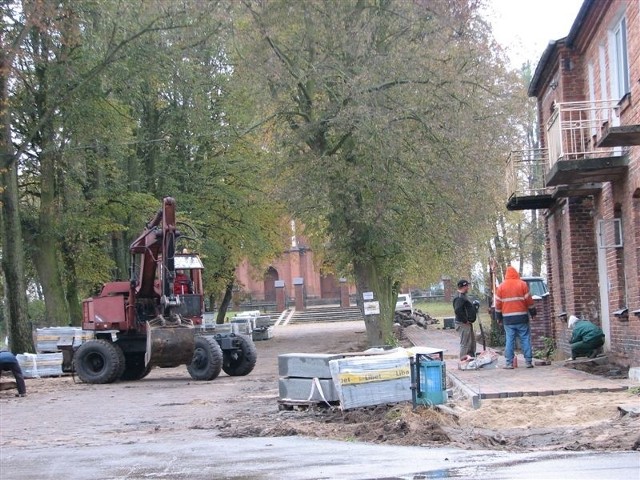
[527, 0, 595, 98]
[527, 40, 561, 97]
[566, 0, 595, 47]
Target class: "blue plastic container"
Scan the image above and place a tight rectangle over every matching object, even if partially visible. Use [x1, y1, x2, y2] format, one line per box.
[415, 359, 447, 405]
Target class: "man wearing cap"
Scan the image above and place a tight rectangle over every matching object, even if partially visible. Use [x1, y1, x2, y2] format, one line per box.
[452, 279, 477, 360]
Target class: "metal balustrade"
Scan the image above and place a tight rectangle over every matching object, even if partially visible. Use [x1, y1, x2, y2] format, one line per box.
[546, 99, 620, 169]
[507, 100, 627, 204]
[505, 148, 549, 199]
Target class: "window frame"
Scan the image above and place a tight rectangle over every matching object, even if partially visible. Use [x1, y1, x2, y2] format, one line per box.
[610, 16, 630, 100]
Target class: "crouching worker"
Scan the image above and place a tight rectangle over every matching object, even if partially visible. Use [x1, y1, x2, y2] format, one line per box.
[0, 350, 27, 397]
[568, 315, 605, 360]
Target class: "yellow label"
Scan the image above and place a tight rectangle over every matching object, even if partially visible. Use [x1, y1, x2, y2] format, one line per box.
[338, 366, 410, 385]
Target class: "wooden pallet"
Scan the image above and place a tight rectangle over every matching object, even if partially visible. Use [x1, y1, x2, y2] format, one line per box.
[0, 380, 17, 391]
[277, 398, 340, 411]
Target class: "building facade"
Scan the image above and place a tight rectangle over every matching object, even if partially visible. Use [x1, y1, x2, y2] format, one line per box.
[508, 0, 639, 367]
[234, 222, 353, 308]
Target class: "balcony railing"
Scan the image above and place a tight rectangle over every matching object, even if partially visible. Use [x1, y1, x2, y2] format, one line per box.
[505, 148, 549, 198]
[507, 100, 630, 207]
[546, 100, 621, 169]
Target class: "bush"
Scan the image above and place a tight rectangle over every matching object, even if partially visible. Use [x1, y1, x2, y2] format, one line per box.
[534, 336, 555, 360]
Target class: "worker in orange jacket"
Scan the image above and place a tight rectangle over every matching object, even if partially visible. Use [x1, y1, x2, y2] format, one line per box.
[495, 266, 537, 369]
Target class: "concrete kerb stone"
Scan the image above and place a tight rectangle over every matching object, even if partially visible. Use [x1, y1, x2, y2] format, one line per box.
[448, 374, 481, 409]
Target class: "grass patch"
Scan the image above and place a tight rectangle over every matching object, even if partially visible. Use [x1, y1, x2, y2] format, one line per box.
[415, 300, 493, 334]
[414, 301, 454, 318]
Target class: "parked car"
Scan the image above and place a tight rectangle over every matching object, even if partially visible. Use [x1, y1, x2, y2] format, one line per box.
[395, 293, 414, 314]
[522, 277, 549, 299]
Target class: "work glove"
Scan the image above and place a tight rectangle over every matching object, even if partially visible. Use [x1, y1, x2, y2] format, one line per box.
[472, 300, 480, 312]
[529, 307, 537, 318]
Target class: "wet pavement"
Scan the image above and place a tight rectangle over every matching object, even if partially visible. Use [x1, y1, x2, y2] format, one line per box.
[2, 320, 638, 480]
[4, 433, 640, 480]
[403, 325, 634, 407]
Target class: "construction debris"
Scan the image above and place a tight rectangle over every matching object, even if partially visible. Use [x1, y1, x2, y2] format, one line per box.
[394, 309, 439, 329]
[458, 349, 499, 370]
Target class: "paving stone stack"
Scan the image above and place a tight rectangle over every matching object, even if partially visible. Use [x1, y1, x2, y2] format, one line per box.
[252, 315, 274, 341]
[278, 353, 343, 405]
[17, 353, 63, 378]
[329, 351, 412, 409]
[35, 327, 92, 353]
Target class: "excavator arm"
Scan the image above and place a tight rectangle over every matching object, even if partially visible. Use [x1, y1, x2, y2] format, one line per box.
[129, 197, 180, 314]
[128, 197, 195, 367]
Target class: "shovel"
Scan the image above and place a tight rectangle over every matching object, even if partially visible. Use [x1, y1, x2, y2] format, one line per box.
[474, 301, 487, 351]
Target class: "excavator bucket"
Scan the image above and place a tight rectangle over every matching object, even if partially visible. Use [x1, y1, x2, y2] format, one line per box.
[145, 321, 196, 368]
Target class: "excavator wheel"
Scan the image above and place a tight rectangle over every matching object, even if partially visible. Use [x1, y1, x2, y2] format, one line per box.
[120, 353, 152, 381]
[222, 335, 257, 377]
[74, 339, 123, 384]
[187, 336, 223, 381]
[114, 344, 126, 380]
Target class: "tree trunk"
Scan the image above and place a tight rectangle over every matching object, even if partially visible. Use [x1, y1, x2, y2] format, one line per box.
[216, 280, 234, 324]
[30, 235, 70, 326]
[111, 231, 128, 281]
[530, 210, 544, 275]
[61, 239, 82, 325]
[0, 167, 33, 353]
[1, 51, 32, 353]
[353, 260, 395, 347]
[33, 148, 70, 327]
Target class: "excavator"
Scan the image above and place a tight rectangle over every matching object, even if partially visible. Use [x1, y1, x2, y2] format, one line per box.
[61, 197, 257, 384]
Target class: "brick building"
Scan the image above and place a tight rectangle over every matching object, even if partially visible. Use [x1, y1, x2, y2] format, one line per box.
[235, 221, 354, 308]
[507, 0, 639, 368]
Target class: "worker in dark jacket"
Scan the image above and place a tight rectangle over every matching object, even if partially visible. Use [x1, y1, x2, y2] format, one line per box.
[568, 315, 605, 360]
[0, 350, 27, 397]
[452, 279, 477, 360]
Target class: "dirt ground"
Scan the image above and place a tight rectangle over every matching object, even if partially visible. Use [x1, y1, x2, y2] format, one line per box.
[1, 321, 639, 453]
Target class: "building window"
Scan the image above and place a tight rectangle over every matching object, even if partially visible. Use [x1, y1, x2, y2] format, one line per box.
[611, 17, 630, 99]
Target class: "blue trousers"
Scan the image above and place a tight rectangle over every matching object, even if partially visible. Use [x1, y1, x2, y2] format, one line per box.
[0, 351, 26, 395]
[504, 322, 532, 366]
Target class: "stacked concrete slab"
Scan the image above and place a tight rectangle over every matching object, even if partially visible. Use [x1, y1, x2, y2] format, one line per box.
[35, 327, 93, 353]
[329, 351, 412, 409]
[252, 315, 274, 341]
[17, 353, 63, 378]
[278, 353, 343, 404]
[230, 311, 275, 340]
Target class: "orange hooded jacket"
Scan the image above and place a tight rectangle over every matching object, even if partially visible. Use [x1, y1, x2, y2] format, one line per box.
[495, 266, 535, 325]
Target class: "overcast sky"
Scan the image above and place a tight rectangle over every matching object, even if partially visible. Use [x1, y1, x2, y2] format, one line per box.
[483, 0, 585, 68]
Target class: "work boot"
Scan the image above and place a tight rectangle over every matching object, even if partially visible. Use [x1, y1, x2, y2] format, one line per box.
[588, 349, 598, 359]
[503, 364, 514, 369]
[526, 362, 533, 368]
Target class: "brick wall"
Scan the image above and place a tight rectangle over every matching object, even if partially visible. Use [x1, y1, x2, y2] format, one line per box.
[535, 0, 640, 367]
[530, 295, 552, 352]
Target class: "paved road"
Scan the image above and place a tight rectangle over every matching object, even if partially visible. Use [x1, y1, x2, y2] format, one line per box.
[2, 321, 638, 480]
[3, 433, 639, 479]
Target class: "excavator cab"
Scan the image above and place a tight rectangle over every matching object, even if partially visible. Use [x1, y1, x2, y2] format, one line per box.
[173, 254, 205, 323]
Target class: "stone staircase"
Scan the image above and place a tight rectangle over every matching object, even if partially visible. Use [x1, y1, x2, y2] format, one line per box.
[287, 304, 364, 324]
